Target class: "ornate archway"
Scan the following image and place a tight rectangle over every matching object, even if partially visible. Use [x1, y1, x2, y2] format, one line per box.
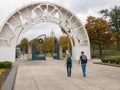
[0, 2, 91, 61]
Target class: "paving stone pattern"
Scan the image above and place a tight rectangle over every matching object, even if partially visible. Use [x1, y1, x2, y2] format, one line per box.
[13, 59, 120, 90]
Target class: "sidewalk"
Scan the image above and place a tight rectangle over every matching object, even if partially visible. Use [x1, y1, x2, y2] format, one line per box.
[13, 59, 120, 90]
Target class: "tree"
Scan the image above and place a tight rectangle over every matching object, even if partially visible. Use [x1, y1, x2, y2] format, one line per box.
[45, 37, 53, 53]
[58, 35, 71, 53]
[20, 38, 29, 54]
[99, 6, 120, 50]
[31, 38, 39, 47]
[85, 16, 114, 56]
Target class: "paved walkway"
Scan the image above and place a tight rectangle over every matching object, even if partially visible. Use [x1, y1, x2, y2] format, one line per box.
[13, 59, 120, 90]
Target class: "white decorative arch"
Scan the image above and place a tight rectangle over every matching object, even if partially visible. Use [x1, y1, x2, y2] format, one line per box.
[0, 2, 91, 61]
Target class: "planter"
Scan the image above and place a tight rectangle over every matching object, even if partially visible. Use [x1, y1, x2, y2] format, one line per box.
[0, 68, 11, 89]
[1, 65, 18, 90]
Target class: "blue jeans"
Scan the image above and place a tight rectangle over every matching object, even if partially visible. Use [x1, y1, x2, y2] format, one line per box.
[81, 64, 86, 76]
[67, 64, 72, 76]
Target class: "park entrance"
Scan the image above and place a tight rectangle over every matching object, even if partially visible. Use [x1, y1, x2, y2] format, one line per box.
[0, 2, 90, 62]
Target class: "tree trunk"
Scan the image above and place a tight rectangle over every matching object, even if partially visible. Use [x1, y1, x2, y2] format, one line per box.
[90, 45, 94, 57]
[98, 44, 102, 56]
[116, 35, 120, 50]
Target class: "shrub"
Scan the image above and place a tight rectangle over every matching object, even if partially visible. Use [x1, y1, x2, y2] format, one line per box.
[109, 58, 116, 63]
[101, 58, 120, 64]
[0, 61, 12, 69]
[3, 61, 12, 68]
[115, 59, 120, 64]
[101, 58, 109, 63]
[0, 62, 4, 68]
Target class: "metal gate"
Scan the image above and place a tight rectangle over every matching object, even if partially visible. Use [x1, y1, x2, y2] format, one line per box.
[32, 34, 46, 60]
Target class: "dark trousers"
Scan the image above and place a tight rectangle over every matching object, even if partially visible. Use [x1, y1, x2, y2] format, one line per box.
[67, 64, 72, 76]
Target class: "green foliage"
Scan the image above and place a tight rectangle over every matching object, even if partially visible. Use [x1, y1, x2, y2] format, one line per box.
[99, 6, 120, 33]
[0, 62, 4, 68]
[21, 38, 28, 46]
[85, 16, 114, 56]
[94, 49, 120, 56]
[45, 37, 53, 53]
[101, 58, 109, 63]
[85, 16, 113, 45]
[109, 58, 116, 63]
[31, 39, 39, 46]
[115, 59, 120, 64]
[0, 61, 12, 69]
[99, 6, 120, 50]
[20, 38, 29, 54]
[101, 58, 120, 64]
[58, 35, 71, 52]
[3, 61, 12, 68]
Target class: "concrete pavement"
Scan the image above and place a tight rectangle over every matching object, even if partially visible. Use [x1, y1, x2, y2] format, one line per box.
[13, 59, 120, 90]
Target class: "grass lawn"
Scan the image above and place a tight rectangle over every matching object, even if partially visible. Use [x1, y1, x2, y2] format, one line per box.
[94, 49, 120, 56]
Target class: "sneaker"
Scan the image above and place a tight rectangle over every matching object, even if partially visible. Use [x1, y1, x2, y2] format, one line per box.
[67, 74, 71, 77]
[83, 74, 86, 77]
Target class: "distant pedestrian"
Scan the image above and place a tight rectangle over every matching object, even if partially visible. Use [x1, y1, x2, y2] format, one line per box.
[66, 52, 72, 77]
[78, 51, 87, 77]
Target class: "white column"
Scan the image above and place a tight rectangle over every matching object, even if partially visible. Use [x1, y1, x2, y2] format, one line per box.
[0, 46, 16, 62]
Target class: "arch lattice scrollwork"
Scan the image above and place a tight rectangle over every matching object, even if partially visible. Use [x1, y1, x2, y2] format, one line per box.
[0, 2, 89, 47]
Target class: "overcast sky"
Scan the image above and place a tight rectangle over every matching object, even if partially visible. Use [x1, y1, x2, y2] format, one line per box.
[0, 0, 119, 43]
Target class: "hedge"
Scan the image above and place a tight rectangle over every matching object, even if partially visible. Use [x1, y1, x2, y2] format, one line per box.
[115, 59, 120, 64]
[0, 61, 12, 69]
[101, 58, 120, 64]
[101, 58, 109, 63]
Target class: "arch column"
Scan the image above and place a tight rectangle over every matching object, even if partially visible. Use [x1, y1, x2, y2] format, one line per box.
[0, 47, 16, 61]
[0, 36, 16, 61]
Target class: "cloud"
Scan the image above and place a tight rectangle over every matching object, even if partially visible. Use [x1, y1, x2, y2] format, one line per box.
[54, 0, 119, 13]
[0, 0, 119, 25]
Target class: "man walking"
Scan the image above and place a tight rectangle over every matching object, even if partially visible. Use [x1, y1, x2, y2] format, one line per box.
[78, 51, 87, 77]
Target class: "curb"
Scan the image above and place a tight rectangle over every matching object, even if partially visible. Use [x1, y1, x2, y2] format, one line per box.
[93, 62, 120, 67]
[1, 65, 18, 90]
